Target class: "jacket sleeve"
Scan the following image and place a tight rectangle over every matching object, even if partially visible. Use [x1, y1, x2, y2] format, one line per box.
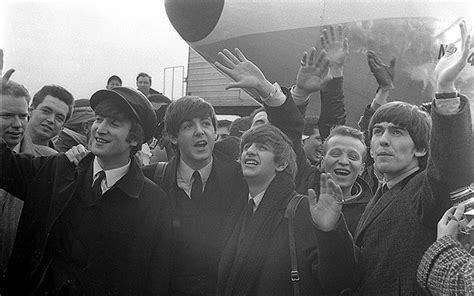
[265, 88, 312, 192]
[314, 216, 360, 293]
[0, 140, 56, 201]
[417, 235, 474, 295]
[318, 77, 346, 140]
[417, 95, 474, 227]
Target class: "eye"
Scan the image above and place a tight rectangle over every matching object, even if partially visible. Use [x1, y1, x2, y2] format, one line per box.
[181, 122, 193, 130]
[19, 114, 28, 119]
[40, 108, 51, 115]
[201, 119, 212, 127]
[329, 149, 342, 157]
[372, 127, 383, 136]
[95, 116, 103, 123]
[391, 129, 403, 136]
[256, 144, 269, 151]
[56, 114, 66, 123]
[348, 153, 360, 161]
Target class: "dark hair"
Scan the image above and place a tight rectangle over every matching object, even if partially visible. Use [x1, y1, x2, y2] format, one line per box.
[136, 72, 152, 84]
[240, 124, 297, 180]
[249, 106, 266, 123]
[1, 80, 30, 104]
[217, 119, 232, 129]
[93, 99, 144, 155]
[164, 96, 217, 138]
[369, 101, 431, 168]
[303, 116, 319, 136]
[322, 125, 367, 160]
[107, 75, 122, 85]
[229, 116, 251, 138]
[31, 85, 74, 120]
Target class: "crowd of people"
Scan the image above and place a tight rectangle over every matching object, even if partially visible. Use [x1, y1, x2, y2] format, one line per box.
[0, 20, 473, 295]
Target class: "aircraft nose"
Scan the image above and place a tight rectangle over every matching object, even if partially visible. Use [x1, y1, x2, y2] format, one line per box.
[165, 0, 224, 43]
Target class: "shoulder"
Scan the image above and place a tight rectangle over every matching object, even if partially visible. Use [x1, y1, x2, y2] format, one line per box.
[32, 144, 57, 156]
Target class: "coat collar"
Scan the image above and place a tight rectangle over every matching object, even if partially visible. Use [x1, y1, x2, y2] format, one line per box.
[77, 153, 144, 199]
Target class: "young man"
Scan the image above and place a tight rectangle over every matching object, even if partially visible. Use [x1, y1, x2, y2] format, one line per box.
[25, 85, 74, 150]
[0, 87, 171, 295]
[136, 72, 161, 97]
[142, 96, 247, 296]
[217, 124, 321, 295]
[302, 116, 322, 166]
[0, 80, 57, 275]
[310, 21, 473, 295]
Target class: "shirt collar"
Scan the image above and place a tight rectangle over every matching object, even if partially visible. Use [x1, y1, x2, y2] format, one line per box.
[249, 190, 266, 212]
[384, 166, 420, 189]
[93, 157, 131, 190]
[177, 157, 213, 185]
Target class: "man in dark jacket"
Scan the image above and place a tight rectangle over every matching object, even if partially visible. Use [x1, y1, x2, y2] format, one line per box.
[217, 124, 321, 296]
[0, 87, 172, 295]
[310, 21, 474, 295]
[142, 96, 247, 296]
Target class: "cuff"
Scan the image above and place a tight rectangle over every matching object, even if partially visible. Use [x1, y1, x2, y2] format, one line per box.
[262, 82, 286, 107]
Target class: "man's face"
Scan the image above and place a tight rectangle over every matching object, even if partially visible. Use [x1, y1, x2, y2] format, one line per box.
[216, 126, 229, 141]
[303, 128, 323, 164]
[171, 117, 215, 170]
[89, 114, 137, 167]
[323, 135, 365, 192]
[137, 76, 151, 94]
[29, 95, 69, 143]
[106, 79, 121, 89]
[240, 141, 284, 184]
[0, 95, 29, 148]
[370, 122, 426, 180]
[251, 111, 269, 128]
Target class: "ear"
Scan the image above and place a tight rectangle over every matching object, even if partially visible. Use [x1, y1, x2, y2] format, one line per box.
[169, 135, 178, 146]
[359, 163, 366, 176]
[275, 161, 288, 173]
[414, 148, 427, 158]
[82, 121, 91, 135]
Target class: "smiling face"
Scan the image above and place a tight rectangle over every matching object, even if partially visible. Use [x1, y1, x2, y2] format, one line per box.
[240, 141, 285, 185]
[171, 117, 216, 170]
[323, 135, 365, 195]
[303, 128, 323, 164]
[28, 95, 69, 144]
[370, 122, 426, 180]
[0, 95, 29, 148]
[89, 114, 137, 169]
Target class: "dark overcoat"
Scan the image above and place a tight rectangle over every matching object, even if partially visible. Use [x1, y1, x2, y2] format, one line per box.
[0, 146, 172, 295]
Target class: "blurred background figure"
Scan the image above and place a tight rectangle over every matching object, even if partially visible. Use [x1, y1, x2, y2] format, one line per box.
[136, 72, 161, 97]
[148, 93, 174, 163]
[54, 99, 95, 152]
[302, 116, 322, 167]
[216, 119, 232, 141]
[228, 116, 251, 139]
[106, 75, 122, 89]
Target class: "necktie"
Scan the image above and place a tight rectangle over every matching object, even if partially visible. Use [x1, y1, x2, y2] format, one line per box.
[373, 183, 389, 204]
[92, 171, 106, 197]
[191, 171, 202, 201]
[238, 199, 255, 251]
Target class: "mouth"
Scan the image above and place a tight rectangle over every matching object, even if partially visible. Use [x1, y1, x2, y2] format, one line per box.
[243, 158, 259, 166]
[94, 137, 110, 144]
[193, 140, 208, 148]
[333, 168, 351, 176]
[40, 124, 53, 132]
[6, 131, 23, 137]
[377, 152, 393, 157]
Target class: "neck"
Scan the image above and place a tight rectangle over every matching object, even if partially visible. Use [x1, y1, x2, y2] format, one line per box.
[246, 174, 275, 198]
[26, 127, 48, 146]
[181, 155, 212, 171]
[97, 155, 130, 170]
[341, 185, 352, 198]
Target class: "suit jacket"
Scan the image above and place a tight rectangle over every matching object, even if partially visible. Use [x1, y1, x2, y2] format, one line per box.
[317, 96, 474, 295]
[142, 147, 248, 295]
[217, 172, 321, 296]
[0, 145, 172, 295]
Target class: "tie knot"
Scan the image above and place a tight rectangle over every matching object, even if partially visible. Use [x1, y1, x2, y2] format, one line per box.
[95, 170, 106, 182]
[193, 171, 201, 182]
[92, 170, 106, 197]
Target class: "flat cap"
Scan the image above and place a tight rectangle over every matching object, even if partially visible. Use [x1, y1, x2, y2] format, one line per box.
[90, 87, 157, 142]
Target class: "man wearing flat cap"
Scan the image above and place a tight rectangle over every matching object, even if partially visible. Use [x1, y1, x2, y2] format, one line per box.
[0, 87, 172, 295]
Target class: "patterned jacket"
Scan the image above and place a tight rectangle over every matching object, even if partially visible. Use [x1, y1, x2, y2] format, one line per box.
[417, 235, 473, 295]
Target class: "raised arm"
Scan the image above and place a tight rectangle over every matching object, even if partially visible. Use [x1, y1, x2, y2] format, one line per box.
[418, 20, 473, 226]
[0, 49, 15, 83]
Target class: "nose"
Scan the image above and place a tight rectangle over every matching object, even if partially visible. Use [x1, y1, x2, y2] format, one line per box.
[95, 121, 109, 135]
[11, 115, 23, 128]
[194, 123, 204, 135]
[379, 130, 390, 147]
[337, 154, 349, 165]
[244, 143, 258, 155]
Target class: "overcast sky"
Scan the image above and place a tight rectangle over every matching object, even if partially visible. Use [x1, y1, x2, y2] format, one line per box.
[1, 0, 189, 100]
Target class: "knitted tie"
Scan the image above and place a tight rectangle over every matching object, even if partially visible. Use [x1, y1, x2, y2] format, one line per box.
[191, 171, 202, 201]
[92, 170, 106, 197]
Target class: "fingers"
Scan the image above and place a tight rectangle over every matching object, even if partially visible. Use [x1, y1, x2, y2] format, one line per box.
[459, 20, 467, 49]
[329, 25, 336, 43]
[343, 38, 349, 54]
[336, 24, 343, 42]
[2, 69, 15, 83]
[222, 49, 240, 65]
[308, 47, 317, 65]
[327, 177, 343, 203]
[0, 49, 3, 75]
[65, 144, 88, 165]
[440, 206, 457, 225]
[234, 48, 247, 62]
[217, 51, 236, 68]
[300, 52, 307, 66]
[319, 173, 328, 195]
[389, 57, 396, 69]
[214, 61, 233, 77]
[307, 188, 318, 204]
[224, 82, 243, 90]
